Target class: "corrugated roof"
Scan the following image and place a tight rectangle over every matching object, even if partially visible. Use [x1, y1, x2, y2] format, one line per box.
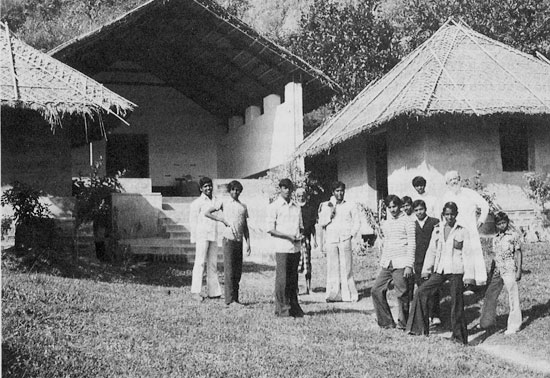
[50, 0, 341, 116]
[295, 19, 550, 157]
[0, 23, 135, 129]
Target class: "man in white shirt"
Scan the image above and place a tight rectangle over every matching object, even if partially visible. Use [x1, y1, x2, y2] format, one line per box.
[318, 181, 360, 302]
[267, 179, 304, 318]
[189, 177, 222, 302]
[440, 170, 488, 287]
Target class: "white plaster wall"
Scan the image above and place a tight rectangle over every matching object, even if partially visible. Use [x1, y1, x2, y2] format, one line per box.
[336, 136, 376, 207]
[386, 118, 547, 211]
[336, 117, 549, 213]
[219, 82, 304, 178]
[72, 62, 224, 187]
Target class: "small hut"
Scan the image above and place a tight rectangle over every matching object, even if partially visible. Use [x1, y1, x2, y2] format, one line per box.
[295, 19, 550, 224]
[1, 22, 135, 196]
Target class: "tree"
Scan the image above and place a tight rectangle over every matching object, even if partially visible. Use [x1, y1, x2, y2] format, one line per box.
[384, 0, 550, 57]
[286, 0, 400, 105]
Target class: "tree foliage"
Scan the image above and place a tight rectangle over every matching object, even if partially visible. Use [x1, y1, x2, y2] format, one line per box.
[1, 0, 145, 51]
[386, 0, 550, 57]
[286, 0, 400, 104]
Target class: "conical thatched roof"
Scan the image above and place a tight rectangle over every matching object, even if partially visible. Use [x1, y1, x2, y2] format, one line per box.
[0, 23, 135, 128]
[296, 19, 550, 157]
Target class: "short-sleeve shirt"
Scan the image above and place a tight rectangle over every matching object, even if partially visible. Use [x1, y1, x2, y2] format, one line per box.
[221, 198, 248, 241]
[493, 230, 521, 275]
[189, 194, 222, 243]
[266, 196, 302, 253]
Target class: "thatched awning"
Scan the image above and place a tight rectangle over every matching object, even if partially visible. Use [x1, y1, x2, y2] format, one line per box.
[0, 22, 135, 129]
[49, 0, 341, 117]
[295, 19, 550, 157]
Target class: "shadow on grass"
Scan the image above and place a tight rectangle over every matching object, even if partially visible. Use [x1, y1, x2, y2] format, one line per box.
[242, 262, 275, 273]
[307, 308, 373, 316]
[521, 299, 550, 329]
[2, 343, 27, 377]
[358, 287, 372, 300]
[2, 246, 277, 288]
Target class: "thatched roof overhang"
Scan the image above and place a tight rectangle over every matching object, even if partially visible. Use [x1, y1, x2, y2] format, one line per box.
[50, 0, 341, 117]
[295, 19, 550, 158]
[0, 23, 135, 130]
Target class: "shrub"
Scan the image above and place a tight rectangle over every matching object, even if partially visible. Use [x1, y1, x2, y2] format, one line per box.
[524, 172, 550, 211]
[72, 157, 124, 228]
[1, 182, 54, 249]
[261, 161, 324, 204]
[1, 181, 51, 226]
[462, 170, 500, 215]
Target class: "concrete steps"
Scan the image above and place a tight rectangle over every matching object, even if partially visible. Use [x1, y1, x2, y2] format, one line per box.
[122, 196, 222, 262]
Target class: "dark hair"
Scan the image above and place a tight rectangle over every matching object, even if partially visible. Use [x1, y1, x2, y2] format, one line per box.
[227, 180, 243, 192]
[494, 211, 509, 224]
[412, 176, 427, 187]
[401, 196, 412, 205]
[199, 177, 213, 188]
[278, 178, 293, 189]
[442, 201, 458, 215]
[412, 199, 426, 210]
[385, 194, 402, 207]
[331, 181, 346, 192]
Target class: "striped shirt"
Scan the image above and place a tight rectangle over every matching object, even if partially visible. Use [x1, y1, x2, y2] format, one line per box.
[380, 212, 416, 269]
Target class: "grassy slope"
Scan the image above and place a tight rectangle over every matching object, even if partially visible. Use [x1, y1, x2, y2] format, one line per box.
[2, 243, 549, 377]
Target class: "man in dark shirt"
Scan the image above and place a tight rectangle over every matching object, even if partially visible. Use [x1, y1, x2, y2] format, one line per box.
[296, 188, 317, 294]
[411, 199, 441, 325]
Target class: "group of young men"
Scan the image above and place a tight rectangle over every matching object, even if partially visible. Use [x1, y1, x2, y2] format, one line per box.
[372, 171, 523, 345]
[188, 172, 523, 345]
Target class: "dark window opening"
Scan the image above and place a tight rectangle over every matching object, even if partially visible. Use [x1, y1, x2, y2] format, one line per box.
[499, 123, 529, 172]
[106, 134, 149, 178]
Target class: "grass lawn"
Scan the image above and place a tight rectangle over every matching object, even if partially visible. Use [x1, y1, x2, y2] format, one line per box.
[2, 241, 549, 377]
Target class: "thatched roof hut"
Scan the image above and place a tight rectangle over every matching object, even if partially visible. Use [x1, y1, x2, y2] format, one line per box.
[0, 22, 135, 129]
[50, 0, 340, 117]
[295, 19, 550, 157]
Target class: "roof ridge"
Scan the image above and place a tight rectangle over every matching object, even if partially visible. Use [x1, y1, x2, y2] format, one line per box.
[454, 22, 550, 111]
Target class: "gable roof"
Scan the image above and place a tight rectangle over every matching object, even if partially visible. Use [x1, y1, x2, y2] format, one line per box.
[0, 22, 135, 128]
[50, 0, 341, 117]
[295, 19, 550, 157]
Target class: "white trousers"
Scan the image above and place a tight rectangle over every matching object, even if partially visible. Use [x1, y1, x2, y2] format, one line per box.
[326, 239, 358, 302]
[502, 272, 522, 332]
[191, 240, 222, 297]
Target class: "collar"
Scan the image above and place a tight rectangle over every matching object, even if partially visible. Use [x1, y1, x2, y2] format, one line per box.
[416, 216, 427, 227]
[200, 193, 213, 201]
[389, 211, 404, 220]
[496, 230, 513, 237]
[329, 196, 346, 206]
[276, 196, 296, 207]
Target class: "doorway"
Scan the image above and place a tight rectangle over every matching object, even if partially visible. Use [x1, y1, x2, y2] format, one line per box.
[106, 134, 149, 178]
[372, 133, 388, 202]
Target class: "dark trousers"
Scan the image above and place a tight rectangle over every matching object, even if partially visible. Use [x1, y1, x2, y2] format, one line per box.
[223, 238, 243, 305]
[275, 252, 303, 317]
[406, 273, 467, 345]
[411, 268, 441, 319]
[372, 265, 412, 328]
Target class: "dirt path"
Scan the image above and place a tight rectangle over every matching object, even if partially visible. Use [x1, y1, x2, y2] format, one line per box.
[477, 344, 550, 375]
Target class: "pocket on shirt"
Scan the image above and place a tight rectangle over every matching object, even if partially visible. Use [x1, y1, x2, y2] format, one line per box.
[453, 239, 463, 250]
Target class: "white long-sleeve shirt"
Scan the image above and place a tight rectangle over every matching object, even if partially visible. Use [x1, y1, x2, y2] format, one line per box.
[318, 198, 361, 243]
[379, 212, 415, 269]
